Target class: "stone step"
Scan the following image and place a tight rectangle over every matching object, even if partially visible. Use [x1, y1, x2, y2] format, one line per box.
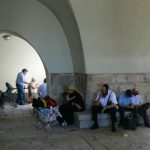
[74, 111, 120, 129]
[74, 110, 150, 129]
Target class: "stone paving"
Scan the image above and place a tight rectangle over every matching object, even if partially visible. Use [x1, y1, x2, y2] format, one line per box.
[0, 104, 150, 150]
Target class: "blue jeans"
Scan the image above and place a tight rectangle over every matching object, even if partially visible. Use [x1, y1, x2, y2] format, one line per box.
[16, 84, 25, 104]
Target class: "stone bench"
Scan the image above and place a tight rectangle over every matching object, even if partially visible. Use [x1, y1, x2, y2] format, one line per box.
[74, 109, 150, 129]
[74, 110, 120, 129]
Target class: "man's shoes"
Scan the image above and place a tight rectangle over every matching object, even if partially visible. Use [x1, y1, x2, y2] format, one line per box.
[145, 124, 150, 128]
[90, 123, 99, 130]
[0, 106, 4, 109]
[111, 126, 117, 132]
[137, 123, 141, 126]
[118, 122, 124, 127]
[18, 103, 25, 105]
[115, 117, 118, 123]
[11, 103, 18, 107]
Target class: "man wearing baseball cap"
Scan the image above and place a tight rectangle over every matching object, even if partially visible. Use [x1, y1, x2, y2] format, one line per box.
[132, 88, 150, 127]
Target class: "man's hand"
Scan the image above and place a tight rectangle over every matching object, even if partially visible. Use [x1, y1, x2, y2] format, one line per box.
[93, 100, 99, 106]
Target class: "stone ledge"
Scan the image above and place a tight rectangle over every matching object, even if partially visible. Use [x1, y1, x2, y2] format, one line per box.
[74, 110, 111, 120]
[74, 109, 150, 129]
[74, 110, 119, 129]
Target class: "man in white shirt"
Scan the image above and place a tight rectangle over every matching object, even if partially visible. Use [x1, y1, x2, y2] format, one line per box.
[38, 78, 47, 98]
[16, 68, 29, 105]
[132, 88, 150, 127]
[90, 84, 118, 132]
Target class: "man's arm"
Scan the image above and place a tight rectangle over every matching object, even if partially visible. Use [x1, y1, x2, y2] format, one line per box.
[93, 92, 101, 106]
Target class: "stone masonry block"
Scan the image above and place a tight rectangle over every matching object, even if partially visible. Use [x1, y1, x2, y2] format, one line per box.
[112, 74, 128, 83]
[74, 111, 120, 128]
[144, 73, 150, 82]
[127, 74, 145, 83]
[135, 83, 150, 94]
[89, 74, 113, 85]
[117, 83, 134, 92]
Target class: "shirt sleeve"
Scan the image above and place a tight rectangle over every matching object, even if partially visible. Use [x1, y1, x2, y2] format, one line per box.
[138, 95, 143, 104]
[110, 92, 118, 104]
[21, 73, 26, 83]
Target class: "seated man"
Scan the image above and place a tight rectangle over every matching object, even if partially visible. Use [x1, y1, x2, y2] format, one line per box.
[118, 89, 137, 127]
[132, 88, 150, 127]
[90, 84, 118, 132]
[58, 85, 85, 126]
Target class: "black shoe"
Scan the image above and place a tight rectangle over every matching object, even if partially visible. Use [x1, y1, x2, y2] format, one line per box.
[56, 116, 64, 125]
[90, 123, 99, 130]
[145, 124, 150, 128]
[67, 122, 73, 126]
[137, 123, 141, 126]
[111, 127, 117, 132]
[11, 103, 18, 107]
[0, 106, 4, 109]
[18, 103, 25, 105]
[115, 117, 118, 123]
[118, 121, 124, 127]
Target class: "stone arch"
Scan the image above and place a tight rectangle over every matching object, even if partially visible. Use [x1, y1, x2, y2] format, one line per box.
[0, 30, 46, 91]
[0, 0, 86, 99]
[0, 0, 74, 73]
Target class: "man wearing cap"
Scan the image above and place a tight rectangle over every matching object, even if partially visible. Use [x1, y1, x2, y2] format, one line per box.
[16, 68, 29, 105]
[118, 89, 137, 127]
[58, 85, 85, 126]
[132, 88, 150, 127]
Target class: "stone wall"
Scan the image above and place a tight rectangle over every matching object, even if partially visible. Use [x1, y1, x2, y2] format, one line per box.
[86, 73, 150, 108]
[48, 73, 150, 108]
[48, 73, 86, 104]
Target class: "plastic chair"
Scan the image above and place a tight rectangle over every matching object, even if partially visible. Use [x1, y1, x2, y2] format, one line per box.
[3, 82, 16, 104]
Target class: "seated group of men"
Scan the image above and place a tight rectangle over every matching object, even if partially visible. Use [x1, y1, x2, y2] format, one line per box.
[91, 84, 150, 132]
[32, 83, 150, 132]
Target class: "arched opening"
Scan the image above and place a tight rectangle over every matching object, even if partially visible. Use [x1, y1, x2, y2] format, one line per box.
[0, 31, 46, 100]
[0, 0, 86, 105]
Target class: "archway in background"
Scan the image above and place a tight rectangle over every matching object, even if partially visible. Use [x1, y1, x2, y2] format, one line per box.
[0, 31, 46, 91]
[0, 0, 86, 100]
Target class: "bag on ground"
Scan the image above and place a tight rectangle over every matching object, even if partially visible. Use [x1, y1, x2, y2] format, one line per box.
[124, 113, 137, 130]
[44, 96, 58, 107]
[32, 97, 47, 109]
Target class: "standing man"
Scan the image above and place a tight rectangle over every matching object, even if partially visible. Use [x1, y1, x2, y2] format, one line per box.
[38, 78, 47, 98]
[90, 84, 118, 132]
[16, 68, 29, 105]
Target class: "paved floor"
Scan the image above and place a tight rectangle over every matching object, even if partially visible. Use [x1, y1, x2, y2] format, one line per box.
[0, 104, 150, 150]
